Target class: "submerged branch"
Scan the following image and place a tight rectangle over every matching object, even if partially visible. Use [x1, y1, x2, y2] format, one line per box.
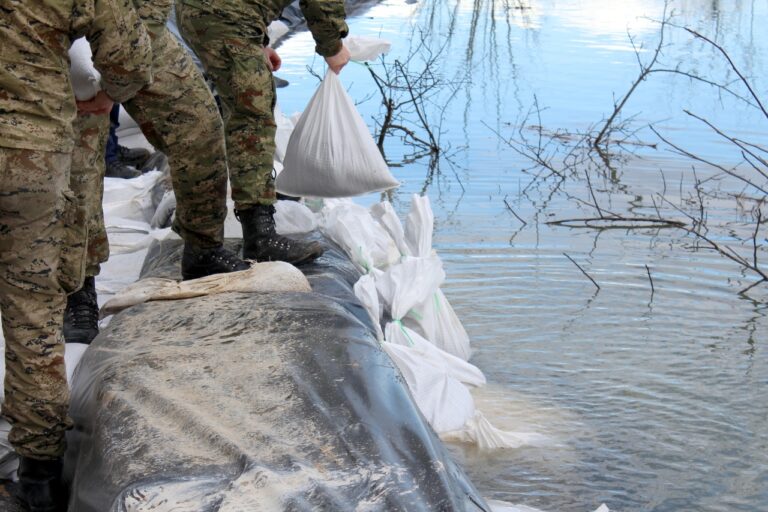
[563, 253, 601, 291]
[548, 217, 686, 229]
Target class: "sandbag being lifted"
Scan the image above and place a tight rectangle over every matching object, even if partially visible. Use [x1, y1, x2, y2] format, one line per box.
[277, 71, 399, 198]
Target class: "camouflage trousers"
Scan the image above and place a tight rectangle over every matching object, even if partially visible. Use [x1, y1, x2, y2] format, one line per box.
[0, 148, 74, 459]
[71, 113, 111, 278]
[123, 25, 229, 248]
[177, 2, 278, 208]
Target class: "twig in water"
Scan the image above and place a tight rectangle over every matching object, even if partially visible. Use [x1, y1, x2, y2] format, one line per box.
[593, 2, 669, 149]
[752, 206, 763, 271]
[564, 253, 601, 291]
[645, 264, 655, 295]
[650, 126, 768, 196]
[503, 195, 527, 226]
[548, 216, 685, 229]
[682, 27, 768, 120]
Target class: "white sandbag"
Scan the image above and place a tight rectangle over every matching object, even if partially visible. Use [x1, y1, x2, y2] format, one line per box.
[375, 255, 444, 319]
[353, 274, 384, 342]
[69, 37, 101, 101]
[486, 501, 549, 512]
[274, 200, 317, 234]
[319, 203, 400, 272]
[95, 231, 172, 306]
[378, 195, 471, 360]
[150, 190, 176, 229]
[277, 70, 399, 198]
[404, 194, 434, 258]
[344, 35, 392, 61]
[273, 104, 295, 164]
[102, 171, 165, 224]
[385, 322, 484, 387]
[404, 288, 472, 361]
[382, 341, 475, 434]
[267, 20, 290, 46]
[105, 220, 157, 257]
[442, 410, 548, 450]
[313, 197, 353, 213]
[101, 262, 311, 316]
[370, 201, 409, 257]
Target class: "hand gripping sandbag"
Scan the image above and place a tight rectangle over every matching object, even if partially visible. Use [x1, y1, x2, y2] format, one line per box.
[277, 71, 399, 198]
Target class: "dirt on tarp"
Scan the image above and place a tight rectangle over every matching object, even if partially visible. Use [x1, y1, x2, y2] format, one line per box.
[62, 235, 489, 511]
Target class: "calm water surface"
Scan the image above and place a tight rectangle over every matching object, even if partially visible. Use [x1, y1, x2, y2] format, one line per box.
[276, 1, 768, 510]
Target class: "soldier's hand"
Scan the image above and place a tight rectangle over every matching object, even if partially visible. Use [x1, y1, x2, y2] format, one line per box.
[76, 91, 114, 116]
[263, 47, 282, 72]
[325, 43, 350, 74]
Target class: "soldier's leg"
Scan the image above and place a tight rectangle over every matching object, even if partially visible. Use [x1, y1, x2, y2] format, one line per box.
[176, 5, 323, 264]
[123, 27, 228, 250]
[63, 114, 111, 344]
[123, 27, 248, 279]
[176, 11, 277, 209]
[0, 148, 74, 462]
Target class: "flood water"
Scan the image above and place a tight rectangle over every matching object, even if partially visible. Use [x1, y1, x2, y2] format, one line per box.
[275, 1, 768, 511]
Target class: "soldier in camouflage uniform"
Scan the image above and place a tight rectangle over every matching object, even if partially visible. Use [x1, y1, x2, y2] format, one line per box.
[176, 0, 351, 264]
[63, 0, 257, 344]
[0, 0, 152, 509]
[60, 112, 112, 345]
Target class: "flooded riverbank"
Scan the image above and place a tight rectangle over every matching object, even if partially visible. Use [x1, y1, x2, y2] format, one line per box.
[276, 1, 767, 510]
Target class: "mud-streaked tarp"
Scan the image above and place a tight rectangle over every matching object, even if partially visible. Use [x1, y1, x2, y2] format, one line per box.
[64, 236, 490, 511]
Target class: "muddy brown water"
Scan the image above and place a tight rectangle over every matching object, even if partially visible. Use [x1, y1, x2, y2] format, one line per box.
[276, 1, 767, 510]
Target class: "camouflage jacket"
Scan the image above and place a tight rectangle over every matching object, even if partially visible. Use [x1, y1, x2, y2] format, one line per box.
[180, 0, 348, 57]
[132, 0, 174, 38]
[0, 0, 152, 152]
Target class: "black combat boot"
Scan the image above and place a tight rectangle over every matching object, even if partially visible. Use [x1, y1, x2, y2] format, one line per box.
[138, 151, 169, 174]
[104, 160, 141, 179]
[63, 276, 99, 344]
[16, 457, 68, 512]
[181, 244, 250, 281]
[116, 144, 151, 168]
[237, 205, 323, 265]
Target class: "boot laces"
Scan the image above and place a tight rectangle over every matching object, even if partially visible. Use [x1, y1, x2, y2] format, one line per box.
[204, 247, 246, 271]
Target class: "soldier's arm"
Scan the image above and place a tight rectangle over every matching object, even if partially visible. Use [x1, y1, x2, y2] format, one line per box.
[299, 0, 349, 57]
[132, 0, 174, 40]
[74, 0, 153, 104]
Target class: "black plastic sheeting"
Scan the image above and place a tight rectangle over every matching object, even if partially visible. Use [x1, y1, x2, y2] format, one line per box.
[63, 235, 490, 511]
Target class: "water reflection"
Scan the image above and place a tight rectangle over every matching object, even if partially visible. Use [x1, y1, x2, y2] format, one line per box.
[275, 1, 768, 510]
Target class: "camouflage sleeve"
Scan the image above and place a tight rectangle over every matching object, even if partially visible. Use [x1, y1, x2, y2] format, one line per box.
[299, 0, 349, 57]
[132, 0, 174, 39]
[74, 0, 153, 103]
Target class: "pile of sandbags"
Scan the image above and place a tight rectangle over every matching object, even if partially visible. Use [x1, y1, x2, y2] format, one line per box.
[318, 195, 545, 449]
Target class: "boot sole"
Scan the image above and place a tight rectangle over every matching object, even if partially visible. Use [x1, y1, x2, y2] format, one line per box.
[243, 246, 323, 266]
[293, 248, 323, 266]
[181, 269, 206, 281]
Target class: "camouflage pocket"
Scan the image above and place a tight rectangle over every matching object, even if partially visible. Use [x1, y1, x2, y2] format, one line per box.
[223, 40, 277, 114]
[58, 189, 88, 294]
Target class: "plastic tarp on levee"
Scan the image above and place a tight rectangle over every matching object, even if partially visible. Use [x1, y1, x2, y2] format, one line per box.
[64, 237, 491, 511]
